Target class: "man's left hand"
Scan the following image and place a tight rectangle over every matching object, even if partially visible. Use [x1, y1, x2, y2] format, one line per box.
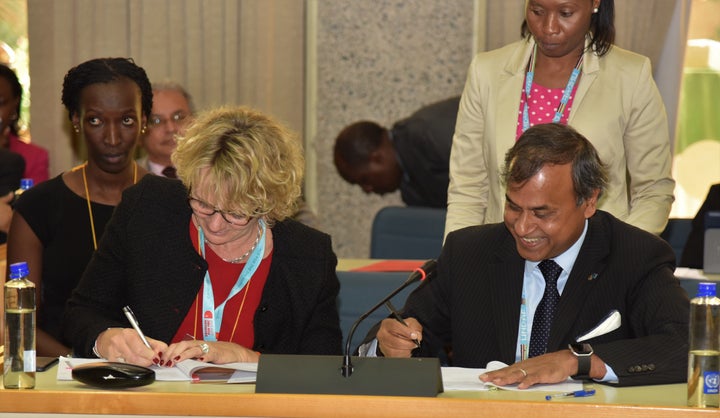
[479, 350, 600, 389]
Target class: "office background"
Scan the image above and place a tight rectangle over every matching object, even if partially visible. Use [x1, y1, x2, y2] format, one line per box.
[23, 0, 689, 257]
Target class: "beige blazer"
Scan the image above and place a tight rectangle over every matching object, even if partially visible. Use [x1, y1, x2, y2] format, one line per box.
[446, 38, 674, 236]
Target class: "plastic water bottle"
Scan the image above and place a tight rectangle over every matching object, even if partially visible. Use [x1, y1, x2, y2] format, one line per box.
[14, 178, 33, 197]
[687, 282, 720, 407]
[3, 262, 36, 389]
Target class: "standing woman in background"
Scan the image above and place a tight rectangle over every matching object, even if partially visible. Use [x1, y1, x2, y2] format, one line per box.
[0, 63, 49, 185]
[6, 58, 151, 356]
[445, 0, 674, 236]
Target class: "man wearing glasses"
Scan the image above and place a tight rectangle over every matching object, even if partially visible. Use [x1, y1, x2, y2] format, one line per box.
[138, 81, 194, 178]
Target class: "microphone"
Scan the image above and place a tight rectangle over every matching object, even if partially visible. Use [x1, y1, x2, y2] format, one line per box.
[341, 259, 437, 377]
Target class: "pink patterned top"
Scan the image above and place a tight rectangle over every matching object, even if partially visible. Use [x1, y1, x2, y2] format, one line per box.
[515, 81, 578, 140]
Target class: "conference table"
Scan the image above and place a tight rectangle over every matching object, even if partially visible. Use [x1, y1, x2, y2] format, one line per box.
[0, 367, 715, 418]
[0, 254, 717, 416]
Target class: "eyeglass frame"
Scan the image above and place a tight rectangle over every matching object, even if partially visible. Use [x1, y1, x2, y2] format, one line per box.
[187, 195, 252, 226]
[147, 111, 189, 129]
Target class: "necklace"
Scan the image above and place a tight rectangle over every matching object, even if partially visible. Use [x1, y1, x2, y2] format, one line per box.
[78, 161, 138, 250]
[521, 44, 584, 132]
[219, 223, 263, 264]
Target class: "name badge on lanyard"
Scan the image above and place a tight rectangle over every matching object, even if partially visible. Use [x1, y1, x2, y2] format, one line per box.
[198, 219, 266, 341]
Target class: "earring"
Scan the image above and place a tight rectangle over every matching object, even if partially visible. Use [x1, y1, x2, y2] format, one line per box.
[593, 7, 599, 13]
[141, 125, 147, 134]
[73, 125, 80, 133]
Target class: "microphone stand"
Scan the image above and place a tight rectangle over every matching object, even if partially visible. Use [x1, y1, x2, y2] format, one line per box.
[341, 259, 437, 377]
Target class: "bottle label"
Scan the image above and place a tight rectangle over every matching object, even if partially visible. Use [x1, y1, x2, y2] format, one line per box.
[24, 350, 36, 372]
[704, 371, 720, 395]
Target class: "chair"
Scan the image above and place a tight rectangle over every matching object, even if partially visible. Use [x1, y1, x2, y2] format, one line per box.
[660, 218, 693, 263]
[370, 206, 446, 259]
[336, 271, 413, 353]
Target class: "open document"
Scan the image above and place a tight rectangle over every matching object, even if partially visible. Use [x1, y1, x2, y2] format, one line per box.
[58, 356, 257, 383]
[441, 361, 583, 392]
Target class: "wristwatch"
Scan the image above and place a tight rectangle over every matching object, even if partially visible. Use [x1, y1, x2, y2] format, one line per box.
[568, 343, 593, 380]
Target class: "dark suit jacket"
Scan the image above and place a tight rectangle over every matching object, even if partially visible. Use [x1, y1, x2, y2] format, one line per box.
[396, 210, 689, 386]
[64, 175, 342, 357]
[392, 96, 458, 208]
[681, 184, 720, 268]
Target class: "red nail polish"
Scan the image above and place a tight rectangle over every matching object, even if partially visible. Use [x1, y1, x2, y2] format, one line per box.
[174, 355, 180, 361]
[166, 360, 172, 367]
[159, 359, 165, 366]
[158, 352, 163, 357]
[199, 357, 204, 361]
[153, 357, 160, 364]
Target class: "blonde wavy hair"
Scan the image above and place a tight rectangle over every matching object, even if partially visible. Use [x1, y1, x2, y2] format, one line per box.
[172, 106, 304, 224]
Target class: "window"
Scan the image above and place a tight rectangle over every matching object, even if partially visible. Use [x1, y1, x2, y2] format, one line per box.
[670, 0, 720, 218]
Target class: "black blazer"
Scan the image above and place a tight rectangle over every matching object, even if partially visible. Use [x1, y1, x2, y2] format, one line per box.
[64, 175, 342, 357]
[390, 211, 688, 386]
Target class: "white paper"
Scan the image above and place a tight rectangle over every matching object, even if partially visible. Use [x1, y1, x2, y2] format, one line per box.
[674, 267, 708, 280]
[576, 310, 621, 342]
[441, 361, 583, 392]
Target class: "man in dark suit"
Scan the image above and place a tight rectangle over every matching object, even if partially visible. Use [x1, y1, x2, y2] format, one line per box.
[366, 123, 689, 387]
[333, 97, 458, 208]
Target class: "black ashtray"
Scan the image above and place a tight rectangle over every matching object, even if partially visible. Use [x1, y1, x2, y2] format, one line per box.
[72, 361, 155, 389]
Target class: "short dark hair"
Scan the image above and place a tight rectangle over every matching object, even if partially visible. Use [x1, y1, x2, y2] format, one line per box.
[61, 57, 153, 121]
[333, 121, 386, 167]
[0, 63, 23, 136]
[521, 0, 615, 56]
[502, 123, 608, 206]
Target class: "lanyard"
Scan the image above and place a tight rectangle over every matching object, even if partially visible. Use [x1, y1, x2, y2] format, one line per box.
[519, 288, 529, 361]
[522, 44, 584, 132]
[197, 219, 266, 341]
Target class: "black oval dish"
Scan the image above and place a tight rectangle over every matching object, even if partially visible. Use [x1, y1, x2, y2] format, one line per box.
[72, 362, 155, 389]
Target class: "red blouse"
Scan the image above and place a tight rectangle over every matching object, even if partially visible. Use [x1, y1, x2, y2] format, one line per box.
[172, 221, 272, 348]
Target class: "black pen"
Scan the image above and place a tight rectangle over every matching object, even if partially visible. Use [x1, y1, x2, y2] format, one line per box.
[122, 305, 152, 349]
[385, 300, 422, 348]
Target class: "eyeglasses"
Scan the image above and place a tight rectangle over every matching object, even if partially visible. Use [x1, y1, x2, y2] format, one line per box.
[148, 111, 189, 129]
[188, 196, 251, 226]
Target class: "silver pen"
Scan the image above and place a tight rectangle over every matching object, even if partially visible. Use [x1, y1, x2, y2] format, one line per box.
[122, 305, 152, 349]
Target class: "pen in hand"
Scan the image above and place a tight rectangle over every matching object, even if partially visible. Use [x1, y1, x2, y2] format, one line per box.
[122, 305, 152, 350]
[385, 300, 422, 349]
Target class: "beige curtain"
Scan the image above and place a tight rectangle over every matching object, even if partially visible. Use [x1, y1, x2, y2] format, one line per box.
[615, 1, 678, 69]
[27, 0, 304, 176]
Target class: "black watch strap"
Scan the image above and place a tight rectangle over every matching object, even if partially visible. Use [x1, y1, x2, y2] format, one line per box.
[569, 343, 593, 380]
[571, 352, 592, 380]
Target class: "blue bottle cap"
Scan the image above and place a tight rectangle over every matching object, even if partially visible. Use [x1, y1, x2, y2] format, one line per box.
[9, 262, 29, 280]
[697, 282, 717, 298]
[19, 178, 34, 190]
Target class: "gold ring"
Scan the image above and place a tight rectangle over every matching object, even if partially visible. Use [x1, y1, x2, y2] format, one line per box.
[199, 342, 210, 354]
[517, 368, 528, 377]
[116, 357, 126, 363]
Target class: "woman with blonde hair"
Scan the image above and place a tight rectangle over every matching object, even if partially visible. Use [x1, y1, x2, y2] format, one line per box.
[64, 106, 342, 366]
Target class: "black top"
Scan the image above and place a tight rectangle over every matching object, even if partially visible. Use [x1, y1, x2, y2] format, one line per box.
[14, 175, 114, 342]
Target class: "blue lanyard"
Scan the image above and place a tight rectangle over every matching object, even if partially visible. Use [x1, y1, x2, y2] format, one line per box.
[522, 44, 584, 132]
[519, 288, 529, 361]
[197, 219, 266, 341]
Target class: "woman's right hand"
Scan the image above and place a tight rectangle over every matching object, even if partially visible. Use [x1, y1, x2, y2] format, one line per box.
[95, 328, 167, 367]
